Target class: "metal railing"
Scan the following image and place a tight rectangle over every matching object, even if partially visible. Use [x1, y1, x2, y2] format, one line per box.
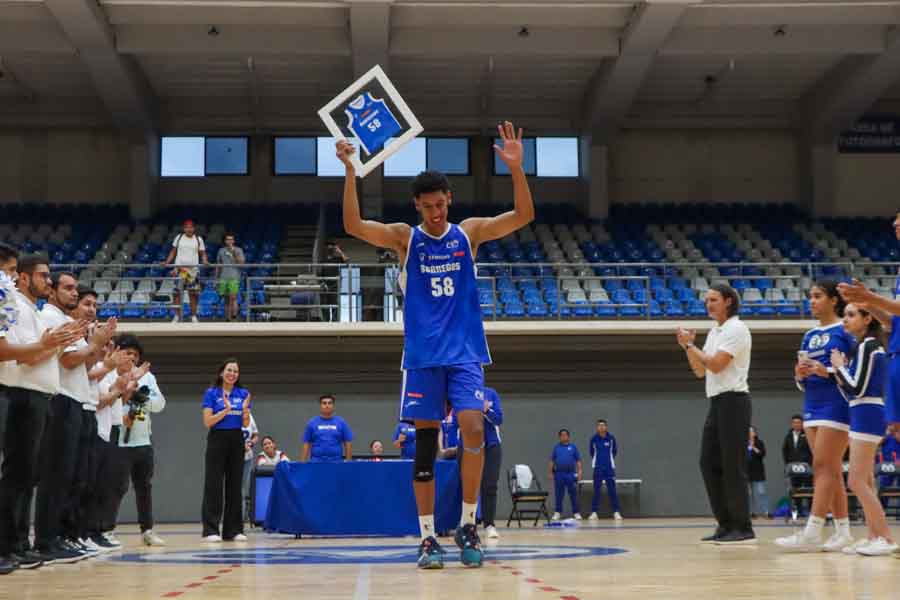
[45, 261, 897, 323]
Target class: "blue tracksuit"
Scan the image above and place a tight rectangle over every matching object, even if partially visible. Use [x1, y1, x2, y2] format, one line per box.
[589, 432, 621, 513]
[551, 442, 581, 514]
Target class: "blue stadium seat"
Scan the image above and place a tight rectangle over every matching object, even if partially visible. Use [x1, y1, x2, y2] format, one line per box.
[527, 303, 548, 318]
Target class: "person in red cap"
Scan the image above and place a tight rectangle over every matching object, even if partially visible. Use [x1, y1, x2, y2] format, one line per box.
[164, 220, 208, 323]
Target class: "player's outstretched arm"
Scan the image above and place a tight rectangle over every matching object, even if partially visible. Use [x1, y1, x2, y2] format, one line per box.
[336, 139, 410, 251]
[461, 121, 535, 248]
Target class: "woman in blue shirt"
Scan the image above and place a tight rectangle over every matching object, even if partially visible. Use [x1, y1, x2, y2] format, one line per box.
[778, 280, 854, 552]
[201, 358, 251, 542]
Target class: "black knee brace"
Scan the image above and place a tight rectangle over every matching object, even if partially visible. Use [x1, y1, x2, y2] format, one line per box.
[413, 427, 439, 482]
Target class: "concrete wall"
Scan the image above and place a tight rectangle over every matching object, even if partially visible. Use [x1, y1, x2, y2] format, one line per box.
[834, 153, 900, 217]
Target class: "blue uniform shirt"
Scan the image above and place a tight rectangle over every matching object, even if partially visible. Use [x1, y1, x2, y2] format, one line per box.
[202, 386, 251, 431]
[881, 436, 900, 463]
[798, 322, 854, 399]
[393, 422, 417, 459]
[303, 415, 353, 462]
[345, 92, 402, 156]
[450, 387, 504, 448]
[401, 224, 491, 369]
[551, 443, 581, 474]
[890, 272, 900, 354]
[589, 433, 618, 474]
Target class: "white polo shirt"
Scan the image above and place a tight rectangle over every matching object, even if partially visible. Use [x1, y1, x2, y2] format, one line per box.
[173, 234, 205, 266]
[0, 272, 18, 388]
[42, 303, 92, 404]
[97, 369, 123, 442]
[702, 315, 752, 398]
[9, 291, 59, 395]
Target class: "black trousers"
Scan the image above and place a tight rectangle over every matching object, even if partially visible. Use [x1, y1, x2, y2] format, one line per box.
[0, 387, 50, 555]
[700, 391, 753, 534]
[109, 444, 156, 533]
[35, 394, 83, 548]
[202, 429, 244, 539]
[88, 428, 120, 536]
[67, 410, 98, 540]
[0, 384, 9, 458]
[481, 444, 502, 526]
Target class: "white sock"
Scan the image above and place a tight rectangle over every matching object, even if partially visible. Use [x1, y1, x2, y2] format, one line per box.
[419, 515, 435, 542]
[835, 517, 850, 537]
[804, 515, 826, 538]
[461, 502, 477, 527]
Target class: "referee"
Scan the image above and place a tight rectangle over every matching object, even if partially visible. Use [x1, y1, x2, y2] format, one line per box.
[676, 283, 755, 545]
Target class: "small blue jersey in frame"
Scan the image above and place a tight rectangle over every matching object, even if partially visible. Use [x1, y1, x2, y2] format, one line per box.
[345, 92, 403, 156]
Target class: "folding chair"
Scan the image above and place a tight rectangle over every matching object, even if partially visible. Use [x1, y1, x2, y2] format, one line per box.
[506, 464, 551, 527]
[785, 462, 814, 522]
[876, 462, 900, 518]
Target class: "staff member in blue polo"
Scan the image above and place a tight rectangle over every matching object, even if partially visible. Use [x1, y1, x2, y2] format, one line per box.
[393, 420, 417, 459]
[201, 358, 251, 543]
[301, 394, 353, 462]
[549, 429, 582, 521]
[588, 419, 623, 521]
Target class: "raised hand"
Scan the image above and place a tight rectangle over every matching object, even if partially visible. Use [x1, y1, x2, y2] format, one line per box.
[676, 327, 696, 349]
[132, 361, 151, 381]
[335, 139, 357, 169]
[493, 121, 524, 170]
[838, 279, 872, 304]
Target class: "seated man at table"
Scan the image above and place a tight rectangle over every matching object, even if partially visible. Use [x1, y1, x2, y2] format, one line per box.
[301, 395, 353, 462]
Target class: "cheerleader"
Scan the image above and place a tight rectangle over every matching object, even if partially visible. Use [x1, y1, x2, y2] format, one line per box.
[832, 304, 897, 556]
[776, 280, 855, 551]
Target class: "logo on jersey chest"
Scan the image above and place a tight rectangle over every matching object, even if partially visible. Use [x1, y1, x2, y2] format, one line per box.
[808, 333, 831, 350]
[446, 239, 460, 250]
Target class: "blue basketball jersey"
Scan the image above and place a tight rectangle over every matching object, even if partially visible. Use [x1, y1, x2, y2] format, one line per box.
[799, 322, 855, 404]
[890, 271, 900, 354]
[345, 92, 402, 156]
[401, 224, 491, 370]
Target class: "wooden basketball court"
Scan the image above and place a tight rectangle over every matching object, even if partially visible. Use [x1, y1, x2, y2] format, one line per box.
[6, 519, 899, 599]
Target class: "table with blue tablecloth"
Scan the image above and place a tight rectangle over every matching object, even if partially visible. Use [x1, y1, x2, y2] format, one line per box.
[264, 459, 461, 536]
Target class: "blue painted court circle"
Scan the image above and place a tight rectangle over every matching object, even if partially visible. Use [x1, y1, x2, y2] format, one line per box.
[113, 544, 627, 565]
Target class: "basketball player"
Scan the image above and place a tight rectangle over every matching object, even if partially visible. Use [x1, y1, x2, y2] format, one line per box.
[776, 281, 854, 551]
[336, 122, 534, 568]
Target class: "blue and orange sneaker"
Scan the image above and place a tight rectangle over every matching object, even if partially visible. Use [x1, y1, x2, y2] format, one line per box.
[417, 536, 446, 569]
[454, 524, 484, 567]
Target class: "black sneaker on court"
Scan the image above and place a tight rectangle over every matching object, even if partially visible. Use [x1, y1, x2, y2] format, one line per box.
[67, 538, 98, 558]
[37, 540, 83, 564]
[89, 534, 119, 552]
[701, 527, 727, 544]
[714, 530, 758, 545]
[9, 550, 43, 569]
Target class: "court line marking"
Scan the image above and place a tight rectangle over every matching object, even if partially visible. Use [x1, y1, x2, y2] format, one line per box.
[352, 565, 371, 600]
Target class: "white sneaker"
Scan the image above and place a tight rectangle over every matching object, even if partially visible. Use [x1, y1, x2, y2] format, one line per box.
[486, 526, 499, 539]
[551, 512, 561, 521]
[774, 531, 823, 552]
[613, 512, 624, 521]
[171, 315, 180, 323]
[102, 532, 122, 548]
[842, 539, 871, 555]
[231, 534, 248, 542]
[202, 534, 222, 543]
[857, 537, 900, 557]
[142, 530, 166, 546]
[80, 537, 101, 552]
[191, 316, 199, 323]
[823, 532, 854, 553]
[588, 512, 599, 521]
[573, 513, 583, 520]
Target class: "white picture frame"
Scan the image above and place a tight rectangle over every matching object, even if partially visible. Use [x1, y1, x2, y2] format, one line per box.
[318, 65, 424, 178]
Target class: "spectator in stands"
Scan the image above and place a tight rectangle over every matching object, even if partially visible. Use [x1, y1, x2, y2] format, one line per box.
[201, 358, 251, 542]
[677, 283, 755, 545]
[216, 234, 245, 322]
[588, 419, 622, 521]
[164, 220, 209, 324]
[393, 420, 417, 459]
[301, 395, 353, 462]
[782, 414, 813, 501]
[747, 426, 769, 518]
[549, 428, 582, 521]
[369, 440, 384, 461]
[325, 242, 349, 264]
[257, 436, 289, 467]
[241, 410, 258, 521]
[0, 253, 86, 568]
[102, 334, 166, 547]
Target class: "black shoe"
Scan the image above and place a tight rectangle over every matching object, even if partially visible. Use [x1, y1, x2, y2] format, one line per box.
[0, 556, 18, 575]
[701, 527, 727, 544]
[9, 550, 43, 570]
[59, 539, 90, 561]
[714, 530, 758, 545]
[89, 534, 118, 552]
[36, 541, 82, 565]
[67, 538, 98, 558]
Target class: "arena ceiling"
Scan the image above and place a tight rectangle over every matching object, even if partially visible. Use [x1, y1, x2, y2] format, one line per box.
[0, 0, 899, 139]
